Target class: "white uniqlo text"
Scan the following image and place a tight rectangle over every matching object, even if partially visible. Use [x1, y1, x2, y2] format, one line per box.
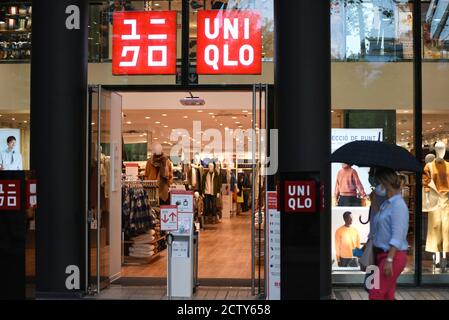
[0, 183, 17, 207]
[118, 18, 168, 68]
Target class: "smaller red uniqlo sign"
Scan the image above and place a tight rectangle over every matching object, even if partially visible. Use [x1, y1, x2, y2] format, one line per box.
[26, 180, 37, 209]
[112, 11, 177, 75]
[197, 10, 262, 74]
[267, 191, 278, 210]
[284, 181, 316, 213]
[0, 180, 20, 210]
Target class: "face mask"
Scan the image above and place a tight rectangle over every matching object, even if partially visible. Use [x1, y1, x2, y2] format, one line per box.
[375, 184, 387, 197]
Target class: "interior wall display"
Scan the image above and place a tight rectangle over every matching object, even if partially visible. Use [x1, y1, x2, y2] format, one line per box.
[112, 11, 177, 75]
[331, 128, 383, 270]
[0, 129, 21, 154]
[197, 10, 262, 75]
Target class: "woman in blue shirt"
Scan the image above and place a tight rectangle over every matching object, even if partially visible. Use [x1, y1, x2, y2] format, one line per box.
[369, 167, 409, 300]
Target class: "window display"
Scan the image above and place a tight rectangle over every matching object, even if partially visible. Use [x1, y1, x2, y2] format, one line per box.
[0, 2, 31, 61]
[423, 141, 449, 271]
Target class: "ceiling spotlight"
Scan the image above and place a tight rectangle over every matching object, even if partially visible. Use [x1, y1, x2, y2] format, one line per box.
[232, 116, 237, 119]
[162, 114, 167, 117]
[209, 112, 214, 115]
[164, 125, 168, 128]
[197, 110, 203, 113]
[183, 116, 188, 119]
[145, 116, 151, 119]
[126, 121, 132, 124]
[155, 121, 161, 124]
[242, 110, 248, 113]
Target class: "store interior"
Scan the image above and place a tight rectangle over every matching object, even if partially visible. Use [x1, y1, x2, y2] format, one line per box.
[89, 89, 266, 285]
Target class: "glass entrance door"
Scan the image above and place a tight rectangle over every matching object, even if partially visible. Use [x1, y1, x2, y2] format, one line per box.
[251, 84, 268, 297]
[86, 85, 112, 293]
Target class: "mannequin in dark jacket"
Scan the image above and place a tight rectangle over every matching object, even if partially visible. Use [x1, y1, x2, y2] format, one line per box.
[201, 162, 221, 223]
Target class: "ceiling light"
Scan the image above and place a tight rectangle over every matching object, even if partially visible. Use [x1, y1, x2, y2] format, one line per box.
[209, 112, 214, 115]
[145, 116, 151, 119]
[232, 116, 237, 119]
[12, 118, 15, 121]
[155, 121, 161, 124]
[24, 120, 27, 123]
[220, 123, 223, 126]
[242, 110, 248, 113]
[197, 110, 203, 113]
[432, 128, 436, 130]
[162, 114, 167, 117]
[164, 125, 168, 128]
[91, 122, 95, 125]
[225, 127, 229, 130]
[126, 121, 132, 124]
[183, 116, 188, 119]
[427, 122, 432, 125]
[154, 137, 158, 140]
[235, 121, 240, 124]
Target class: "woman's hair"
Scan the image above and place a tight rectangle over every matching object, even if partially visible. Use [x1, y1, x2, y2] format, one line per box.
[375, 167, 402, 190]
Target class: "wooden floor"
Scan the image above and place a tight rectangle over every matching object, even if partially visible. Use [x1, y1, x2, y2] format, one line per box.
[121, 211, 259, 279]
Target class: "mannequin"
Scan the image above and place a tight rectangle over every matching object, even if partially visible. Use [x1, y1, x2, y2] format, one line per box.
[191, 153, 203, 191]
[201, 162, 221, 223]
[145, 143, 173, 204]
[423, 141, 449, 269]
[193, 191, 204, 229]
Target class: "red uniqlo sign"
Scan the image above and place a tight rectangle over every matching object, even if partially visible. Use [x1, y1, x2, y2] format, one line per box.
[112, 11, 177, 75]
[0, 180, 20, 210]
[284, 181, 316, 213]
[197, 10, 262, 74]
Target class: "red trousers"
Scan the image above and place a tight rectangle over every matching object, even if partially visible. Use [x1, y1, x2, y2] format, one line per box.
[369, 251, 407, 300]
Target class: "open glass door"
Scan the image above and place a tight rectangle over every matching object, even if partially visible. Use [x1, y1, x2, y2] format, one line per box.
[86, 85, 112, 293]
[252, 84, 268, 297]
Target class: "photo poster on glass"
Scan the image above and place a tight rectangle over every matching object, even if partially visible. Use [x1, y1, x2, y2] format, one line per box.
[0, 129, 20, 155]
[331, 128, 383, 270]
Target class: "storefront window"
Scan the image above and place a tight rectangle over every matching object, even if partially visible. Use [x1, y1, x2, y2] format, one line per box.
[0, 2, 32, 62]
[331, 0, 416, 284]
[421, 0, 449, 283]
[87, 0, 274, 63]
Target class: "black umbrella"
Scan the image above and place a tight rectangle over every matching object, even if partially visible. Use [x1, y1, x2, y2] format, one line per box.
[331, 140, 422, 173]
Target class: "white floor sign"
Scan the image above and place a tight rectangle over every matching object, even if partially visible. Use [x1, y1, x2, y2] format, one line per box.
[267, 191, 280, 300]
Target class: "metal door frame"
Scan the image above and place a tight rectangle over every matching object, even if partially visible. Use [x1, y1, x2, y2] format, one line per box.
[85, 84, 272, 296]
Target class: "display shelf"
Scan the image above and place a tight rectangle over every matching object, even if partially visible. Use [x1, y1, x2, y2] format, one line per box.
[0, 29, 29, 33]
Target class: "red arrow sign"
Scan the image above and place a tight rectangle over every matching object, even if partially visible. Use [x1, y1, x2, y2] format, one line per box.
[169, 212, 177, 222]
[161, 214, 169, 224]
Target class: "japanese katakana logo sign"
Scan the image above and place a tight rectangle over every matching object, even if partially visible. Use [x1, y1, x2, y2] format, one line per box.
[0, 180, 20, 210]
[112, 11, 177, 75]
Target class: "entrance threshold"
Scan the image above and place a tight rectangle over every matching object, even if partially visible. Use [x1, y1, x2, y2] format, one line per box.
[112, 277, 252, 287]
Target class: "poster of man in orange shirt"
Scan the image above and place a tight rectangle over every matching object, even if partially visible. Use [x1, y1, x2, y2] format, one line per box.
[335, 211, 361, 267]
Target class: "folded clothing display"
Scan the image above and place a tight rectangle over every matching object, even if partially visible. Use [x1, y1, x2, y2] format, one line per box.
[129, 251, 155, 258]
[132, 232, 155, 244]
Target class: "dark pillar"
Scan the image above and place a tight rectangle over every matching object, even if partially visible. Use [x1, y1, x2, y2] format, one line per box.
[31, 0, 88, 296]
[413, 0, 422, 286]
[274, 1, 331, 299]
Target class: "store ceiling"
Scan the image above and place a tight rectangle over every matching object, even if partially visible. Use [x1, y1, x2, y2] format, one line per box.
[118, 91, 259, 147]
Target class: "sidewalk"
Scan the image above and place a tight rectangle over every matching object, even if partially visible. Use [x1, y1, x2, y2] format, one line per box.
[334, 288, 449, 300]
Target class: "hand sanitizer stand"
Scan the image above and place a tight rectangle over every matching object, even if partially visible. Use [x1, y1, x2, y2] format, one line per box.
[168, 191, 195, 298]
